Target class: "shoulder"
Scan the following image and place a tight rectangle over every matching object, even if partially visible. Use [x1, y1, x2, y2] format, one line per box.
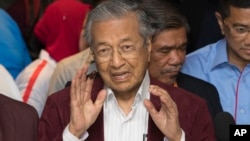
[186, 39, 223, 62]
[0, 94, 38, 141]
[47, 86, 71, 107]
[41, 86, 71, 123]
[0, 94, 38, 117]
[0, 9, 17, 28]
[177, 72, 217, 90]
[150, 77, 206, 106]
[176, 72, 220, 100]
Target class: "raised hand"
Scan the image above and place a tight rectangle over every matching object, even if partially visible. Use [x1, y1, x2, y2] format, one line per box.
[144, 85, 182, 141]
[69, 65, 107, 138]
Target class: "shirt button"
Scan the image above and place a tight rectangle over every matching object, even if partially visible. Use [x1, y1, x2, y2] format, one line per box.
[240, 109, 245, 114]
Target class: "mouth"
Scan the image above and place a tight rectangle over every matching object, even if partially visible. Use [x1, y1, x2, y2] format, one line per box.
[162, 69, 180, 74]
[243, 48, 250, 54]
[111, 71, 131, 82]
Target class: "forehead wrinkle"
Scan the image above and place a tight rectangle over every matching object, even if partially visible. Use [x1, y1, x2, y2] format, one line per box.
[119, 37, 139, 44]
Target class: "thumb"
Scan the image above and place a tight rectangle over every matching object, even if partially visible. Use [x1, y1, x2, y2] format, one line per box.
[94, 89, 107, 108]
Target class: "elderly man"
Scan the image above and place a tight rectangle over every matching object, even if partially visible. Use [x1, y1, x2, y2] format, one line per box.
[38, 0, 215, 141]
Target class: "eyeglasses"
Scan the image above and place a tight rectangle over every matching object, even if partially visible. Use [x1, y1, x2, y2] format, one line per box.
[92, 40, 148, 63]
[223, 20, 250, 38]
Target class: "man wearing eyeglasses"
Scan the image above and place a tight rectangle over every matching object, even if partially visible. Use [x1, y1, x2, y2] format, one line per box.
[38, 0, 216, 140]
[181, 0, 250, 124]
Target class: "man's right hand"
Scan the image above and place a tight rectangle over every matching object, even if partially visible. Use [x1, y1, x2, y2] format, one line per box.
[69, 65, 107, 138]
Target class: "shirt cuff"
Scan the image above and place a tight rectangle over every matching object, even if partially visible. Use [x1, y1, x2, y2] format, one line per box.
[164, 129, 185, 141]
[180, 129, 185, 141]
[62, 124, 89, 141]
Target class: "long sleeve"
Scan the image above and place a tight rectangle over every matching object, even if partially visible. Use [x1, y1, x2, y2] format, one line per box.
[38, 94, 69, 141]
[63, 125, 88, 141]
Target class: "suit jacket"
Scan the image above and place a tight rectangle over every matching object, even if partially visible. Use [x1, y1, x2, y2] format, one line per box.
[38, 75, 216, 141]
[177, 72, 223, 118]
[0, 94, 39, 141]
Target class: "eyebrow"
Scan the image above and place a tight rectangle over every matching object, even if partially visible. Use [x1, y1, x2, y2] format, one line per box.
[232, 23, 249, 28]
[157, 41, 188, 49]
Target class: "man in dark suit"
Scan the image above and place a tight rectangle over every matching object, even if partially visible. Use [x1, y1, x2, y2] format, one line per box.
[146, 0, 223, 118]
[0, 93, 38, 141]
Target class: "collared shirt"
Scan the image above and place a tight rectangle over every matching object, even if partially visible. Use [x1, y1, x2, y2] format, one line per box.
[63, 71, 185, 140]
[181, 38, 250, 124]
[103, 71, 150, 141]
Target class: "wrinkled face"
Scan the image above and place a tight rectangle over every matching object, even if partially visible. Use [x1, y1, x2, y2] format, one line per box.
[216, 6, 250, 70]
[149, 27, 187, 85]
[91, 13, 151, 95]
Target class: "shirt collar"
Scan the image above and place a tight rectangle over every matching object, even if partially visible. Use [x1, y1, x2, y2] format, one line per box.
[211, 38, 229, 70]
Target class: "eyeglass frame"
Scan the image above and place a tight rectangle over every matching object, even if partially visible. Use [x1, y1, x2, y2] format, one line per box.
[91, 38, 149, 63]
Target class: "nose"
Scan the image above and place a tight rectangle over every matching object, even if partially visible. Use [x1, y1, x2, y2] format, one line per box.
[243, 31, 250, 45]
[110, 50, 126, 68]
[167, 50, 184, 66]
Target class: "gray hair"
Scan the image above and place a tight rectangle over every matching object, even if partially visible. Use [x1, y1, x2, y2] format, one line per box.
[84, 0, 153, 47]
[139, 0, 190, 42]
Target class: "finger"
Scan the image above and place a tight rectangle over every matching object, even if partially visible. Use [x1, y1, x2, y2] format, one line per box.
[85, 71, 97, 94]
[70, 77, 76, 102]
[161, 99, 178, 118]
[75, 67, 83, 103]
[94, 89, 107, 109]
[149, 85, 174, 105]
[149, 85, 178, 115]
[79, 65, 89, 102]
[82, 77, 94, 102]
[144, 99, 158, 115]
[70, 68, 83, 103]
[149, 85, 169, 97]
[82, 71, 96, 103]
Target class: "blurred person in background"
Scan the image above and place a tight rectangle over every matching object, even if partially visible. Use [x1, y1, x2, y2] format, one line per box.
[15, 0, 90, 116]
[0, 8, 31, 79]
